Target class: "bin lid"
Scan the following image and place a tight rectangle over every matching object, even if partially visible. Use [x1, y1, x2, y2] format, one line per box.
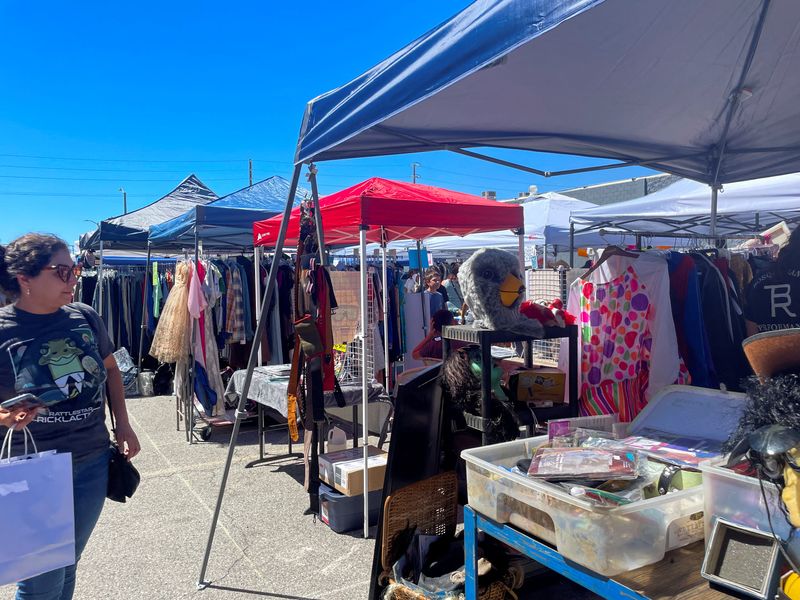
[630, 385, 747, 453]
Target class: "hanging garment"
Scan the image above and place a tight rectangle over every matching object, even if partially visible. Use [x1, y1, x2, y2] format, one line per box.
[565, 253, 684, 422]
[692, 253, 751, 391]
[150, 262, 192, 364]
[667, 252, 715, 388]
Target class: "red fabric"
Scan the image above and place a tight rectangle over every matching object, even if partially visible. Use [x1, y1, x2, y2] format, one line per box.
[519, 300, 559, 327]
[253, 177, 523, 247]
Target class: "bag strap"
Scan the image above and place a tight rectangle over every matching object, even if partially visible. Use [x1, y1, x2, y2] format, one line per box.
[72, 303, 117, 433]
[1, 426, 38, 460]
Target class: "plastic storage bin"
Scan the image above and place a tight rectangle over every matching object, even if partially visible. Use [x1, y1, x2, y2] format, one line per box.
[701, 460, 800, 551]
[319, 484, 381, 534]
[462, 386, 747, 576]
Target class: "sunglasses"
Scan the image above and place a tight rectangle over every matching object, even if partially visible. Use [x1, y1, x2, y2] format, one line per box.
[46, 263, 82, 283]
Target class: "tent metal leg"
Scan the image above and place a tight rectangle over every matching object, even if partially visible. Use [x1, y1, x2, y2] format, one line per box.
[137, 244, 152, 373]
[359, 225, 370, 539]
[308, 164, 327, 266]
[517, 229, 525, 275]
[569, 223, 575, 268]
[197, 164, 302, 589]
[187, 230, 201, 444]
[254, 245, 262, 368]
[381, 228, 390, 394]
[416, 240, 427, 336]
[98, 241, 105, 319]
[710, 186, 719, 238]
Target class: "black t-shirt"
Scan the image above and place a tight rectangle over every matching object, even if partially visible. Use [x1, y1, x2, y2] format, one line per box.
[0, 302, 112, 462]
[744, 268, 800, 333]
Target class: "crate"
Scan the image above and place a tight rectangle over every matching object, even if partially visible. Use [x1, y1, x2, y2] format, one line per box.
[319, 484, 381, 534]
[700, 460, 800, 552]
[462, 386, 748, 576]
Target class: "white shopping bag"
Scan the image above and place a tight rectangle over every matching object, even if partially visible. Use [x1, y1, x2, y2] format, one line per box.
[0, 427, 75, 585]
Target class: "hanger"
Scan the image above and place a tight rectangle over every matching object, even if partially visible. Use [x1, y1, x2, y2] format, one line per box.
[581, 245, 639, 279]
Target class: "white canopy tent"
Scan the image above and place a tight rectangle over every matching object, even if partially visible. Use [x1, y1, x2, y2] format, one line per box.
[569, 172, 800, 248]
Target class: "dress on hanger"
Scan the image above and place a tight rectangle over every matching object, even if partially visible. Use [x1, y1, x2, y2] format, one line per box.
[150, 261, 191, 364]
[564, 252, 685, 422]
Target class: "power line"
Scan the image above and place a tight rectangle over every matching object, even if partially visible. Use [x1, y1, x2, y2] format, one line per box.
[0, 174, 244, 182]
[0, 191, 120, 197]
[0, 163, 251, 174]
[0, 153, 251, 164]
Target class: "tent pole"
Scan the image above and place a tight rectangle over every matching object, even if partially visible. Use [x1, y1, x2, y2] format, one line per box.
[360, 225, 370, 539]
[137, 243, 152, 373]
[569, 223, 575, 268]
[197, 163, 303, 589]
[710, 186, 719, 238]
[188, 230, 200, 444]
[254, 245, 262, 368]
[517, 228, 525, 276]
[381, 227, 390, 394]
[417, 240, 427, 336]
[98, 241, 105, 319]
[308, 164, 326, 266]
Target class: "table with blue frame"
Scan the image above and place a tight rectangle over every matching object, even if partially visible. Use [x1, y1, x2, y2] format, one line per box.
[463, 505, 732, 600]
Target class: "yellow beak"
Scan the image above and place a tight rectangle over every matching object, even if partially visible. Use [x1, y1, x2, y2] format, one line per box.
[499, 273, 524, 307]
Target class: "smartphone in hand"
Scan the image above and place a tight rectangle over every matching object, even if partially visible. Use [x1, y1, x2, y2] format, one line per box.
[1, 393, 48, 415]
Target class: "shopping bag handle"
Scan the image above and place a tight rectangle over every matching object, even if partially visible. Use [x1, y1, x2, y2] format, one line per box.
[1, 426, 38, 461]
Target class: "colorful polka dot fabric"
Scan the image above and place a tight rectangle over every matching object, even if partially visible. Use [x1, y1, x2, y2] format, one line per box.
[579, 266, 654, 421]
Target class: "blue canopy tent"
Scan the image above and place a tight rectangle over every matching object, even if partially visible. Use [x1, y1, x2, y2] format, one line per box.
[147, 176, 308, 250]
[200, 0, 800, 581]
[135, 176, 308, 371]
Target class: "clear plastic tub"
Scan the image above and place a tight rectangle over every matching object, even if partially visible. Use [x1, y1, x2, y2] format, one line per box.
[700, 460, 798, 546]
[463, 436, 706, 576]
[462, 386, 747, 576]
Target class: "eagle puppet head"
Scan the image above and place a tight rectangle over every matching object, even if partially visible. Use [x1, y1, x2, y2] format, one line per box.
[458, 248, 544, 337]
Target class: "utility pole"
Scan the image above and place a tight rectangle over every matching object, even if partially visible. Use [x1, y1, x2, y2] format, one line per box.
[411, 162, 420, 183]
[118, 187, 127, 214]
[249, 159, 253, 186]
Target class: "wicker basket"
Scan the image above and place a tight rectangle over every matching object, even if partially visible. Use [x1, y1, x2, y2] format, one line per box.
[381, 471, 459, 575]
[387, 580, 509, 600]
[380, 471, 511, 600]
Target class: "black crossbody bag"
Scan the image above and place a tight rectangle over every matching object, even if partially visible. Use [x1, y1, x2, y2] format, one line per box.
[106, 399, 140, 503]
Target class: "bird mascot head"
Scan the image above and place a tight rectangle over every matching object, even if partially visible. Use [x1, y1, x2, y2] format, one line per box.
[458, 248, 543, 337]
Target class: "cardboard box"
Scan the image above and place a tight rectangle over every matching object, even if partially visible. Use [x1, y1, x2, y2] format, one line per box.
[319, 445, 387, 497]
[510, 367, 566, 404]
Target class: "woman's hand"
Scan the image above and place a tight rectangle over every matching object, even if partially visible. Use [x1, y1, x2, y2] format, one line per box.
[113, 422, 141, 460]
[0, 407, 37, 430]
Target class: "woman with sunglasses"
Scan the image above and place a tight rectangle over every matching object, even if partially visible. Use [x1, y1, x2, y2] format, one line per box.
[0, 233, 140, 600]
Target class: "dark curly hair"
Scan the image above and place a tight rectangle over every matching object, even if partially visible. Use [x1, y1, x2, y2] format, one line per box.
[0, 233, 69, 298]
[724, 374, 800, 452]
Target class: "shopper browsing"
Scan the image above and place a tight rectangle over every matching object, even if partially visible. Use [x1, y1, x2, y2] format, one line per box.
[0, 233, 140, 600]
[412, 309, 456, 362]
[442, 263, 464, 313]
[424, 267, 449, 303]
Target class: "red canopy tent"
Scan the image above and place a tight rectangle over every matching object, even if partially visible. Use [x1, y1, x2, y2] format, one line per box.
[252, 177, 523, 247]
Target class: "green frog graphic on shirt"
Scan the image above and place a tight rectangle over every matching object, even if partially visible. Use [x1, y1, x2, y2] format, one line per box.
[38, 338, 93, 399]
[10, 324, 105, 406]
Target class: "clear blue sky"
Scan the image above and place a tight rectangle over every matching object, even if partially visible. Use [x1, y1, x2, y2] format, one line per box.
[0, 0, 654, 248]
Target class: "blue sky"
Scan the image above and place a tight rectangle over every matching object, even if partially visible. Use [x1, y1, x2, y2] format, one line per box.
[0, 0, 654, 248]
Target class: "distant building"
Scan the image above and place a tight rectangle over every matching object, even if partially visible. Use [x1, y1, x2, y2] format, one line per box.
[557, 173, 680, 206]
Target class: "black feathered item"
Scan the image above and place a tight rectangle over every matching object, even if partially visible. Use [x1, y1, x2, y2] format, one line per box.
[441, 344, 520, 443]
[724, 374, 800, 453]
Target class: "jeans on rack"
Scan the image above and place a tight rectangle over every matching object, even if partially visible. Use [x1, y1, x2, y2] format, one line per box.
[16, 448, 110, 600]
